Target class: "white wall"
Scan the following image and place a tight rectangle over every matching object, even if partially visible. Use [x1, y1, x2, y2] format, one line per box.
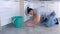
[0, 1, 20, 26]
[57, 2, 60, 18]
[29, 1, 58, 17]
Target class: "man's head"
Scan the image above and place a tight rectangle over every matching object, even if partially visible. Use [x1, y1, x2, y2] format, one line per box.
[27, 8, 34, 16]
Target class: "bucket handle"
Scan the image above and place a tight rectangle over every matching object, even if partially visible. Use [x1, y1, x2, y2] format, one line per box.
[12, 18, 16, 23]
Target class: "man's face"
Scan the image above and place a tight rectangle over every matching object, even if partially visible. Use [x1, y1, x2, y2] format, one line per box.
[29, 10, 34, 15]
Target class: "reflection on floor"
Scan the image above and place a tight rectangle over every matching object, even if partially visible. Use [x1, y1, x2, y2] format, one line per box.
[1, 19, 60, 34]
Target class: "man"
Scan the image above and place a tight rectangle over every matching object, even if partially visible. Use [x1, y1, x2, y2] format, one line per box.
[27, 8, 41, 25]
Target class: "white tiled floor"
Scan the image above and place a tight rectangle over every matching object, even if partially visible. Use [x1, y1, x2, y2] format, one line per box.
[1, 21, 60, 34]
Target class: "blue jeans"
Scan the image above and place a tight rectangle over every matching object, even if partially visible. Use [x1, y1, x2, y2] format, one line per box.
[40, 16, 47, 24]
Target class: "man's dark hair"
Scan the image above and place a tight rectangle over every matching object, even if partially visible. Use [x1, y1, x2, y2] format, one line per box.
[27, 8, 33, 14]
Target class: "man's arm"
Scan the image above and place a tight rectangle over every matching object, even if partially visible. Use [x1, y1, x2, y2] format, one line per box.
[33, 14, 41, 24]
